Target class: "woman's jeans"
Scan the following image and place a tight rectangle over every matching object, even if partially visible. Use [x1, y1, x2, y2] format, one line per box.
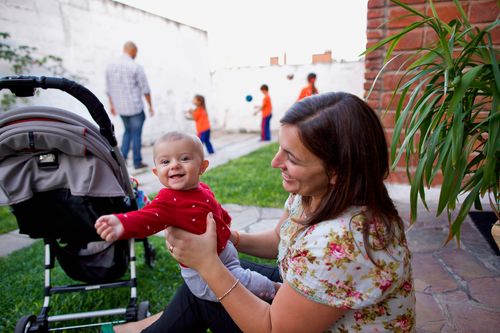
[120, 111, 145, 167]
[198, 129, 215, 154]
[261, 115, 272, 141]
[142, 260, 281, 333]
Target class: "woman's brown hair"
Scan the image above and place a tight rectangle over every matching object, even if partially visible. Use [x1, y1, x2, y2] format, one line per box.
[281, 92, 404, 263]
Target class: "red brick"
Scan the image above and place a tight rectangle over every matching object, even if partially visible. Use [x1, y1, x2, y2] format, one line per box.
[365, 90, 380, 100]
[366, 49, 384, 59]
[368, 7, 385, 19]
[469, 1, 499, 23]
[366, 40, 379, 49]
[367, 98, 381, 110]
[387, 5, 425, 29]
[365, 57, 383, 70]
[386, 169, 410, 183]
[382, 92, 411, 110]
[364, 80, 382, 91]
[424, 27, 441, 46]
[380, 110, 396, 127]
[368, 0, 386, 9]
[365, 70, 379, 80]
[367, 17, 385, 29]
[383, 72, 405, 90]
[385, 51, 414, 70]
[396, 0, 425, 4]
[425, 2, 469, 24]
[393, 29, 424, 51]
[367, 29, 384, 39]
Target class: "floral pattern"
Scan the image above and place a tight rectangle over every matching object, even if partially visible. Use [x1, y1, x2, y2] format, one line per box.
[278, 194, 415, 332]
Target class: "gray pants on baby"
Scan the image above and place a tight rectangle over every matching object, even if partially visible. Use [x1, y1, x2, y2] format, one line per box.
[181, 241, 276, 302]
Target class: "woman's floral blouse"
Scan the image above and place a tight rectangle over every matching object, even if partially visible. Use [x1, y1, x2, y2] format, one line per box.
[278, 194, 415, 333]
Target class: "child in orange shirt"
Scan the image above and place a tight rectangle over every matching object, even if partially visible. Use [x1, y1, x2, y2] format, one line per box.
[297, 72, 318, 101]
[253, 84, 272, 141]
[186, 95, 215, 154]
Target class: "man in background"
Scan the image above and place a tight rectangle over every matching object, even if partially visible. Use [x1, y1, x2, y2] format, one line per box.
[106, 41, 154, 170]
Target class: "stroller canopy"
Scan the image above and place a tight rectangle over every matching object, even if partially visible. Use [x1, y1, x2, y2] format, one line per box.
[0, 106, 126, 205]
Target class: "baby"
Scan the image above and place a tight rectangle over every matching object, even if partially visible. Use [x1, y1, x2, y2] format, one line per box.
[95, 131, 278, 301]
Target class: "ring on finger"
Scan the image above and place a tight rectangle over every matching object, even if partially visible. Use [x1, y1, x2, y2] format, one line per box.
[169, 245, 174, 253]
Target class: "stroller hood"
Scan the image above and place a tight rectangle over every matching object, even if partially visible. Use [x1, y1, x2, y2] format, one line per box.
[0, 106, 127, 205]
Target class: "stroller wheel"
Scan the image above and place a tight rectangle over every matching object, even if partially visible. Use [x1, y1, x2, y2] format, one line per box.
[137, 301, 151, 321]
[14, 315, 36, 333]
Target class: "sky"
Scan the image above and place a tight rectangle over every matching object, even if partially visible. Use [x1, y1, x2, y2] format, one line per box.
[115, 0, 368, 69]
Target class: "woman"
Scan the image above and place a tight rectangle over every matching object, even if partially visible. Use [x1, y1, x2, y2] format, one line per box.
[117, 92, 415, 332]
[186, 94, 215, 154]
[297, 72, 318, 101]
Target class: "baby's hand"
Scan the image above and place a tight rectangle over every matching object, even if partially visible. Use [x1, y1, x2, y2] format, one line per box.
[95, 215, 124, 242]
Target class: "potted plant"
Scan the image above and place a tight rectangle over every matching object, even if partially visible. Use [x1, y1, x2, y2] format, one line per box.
[364, 0, 499, 245]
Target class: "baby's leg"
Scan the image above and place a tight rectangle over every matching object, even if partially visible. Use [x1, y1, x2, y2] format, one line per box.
[181, 242, 277, 302]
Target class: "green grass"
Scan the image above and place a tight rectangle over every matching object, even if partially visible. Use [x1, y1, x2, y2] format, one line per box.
[0, 144, 284, 331]
[202, 143, 287, 208]
[0, 237, 275, 332]
[0, 206, 17, 234]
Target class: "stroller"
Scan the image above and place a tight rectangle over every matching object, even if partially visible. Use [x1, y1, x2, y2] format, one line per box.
[0, 76, 156, 332]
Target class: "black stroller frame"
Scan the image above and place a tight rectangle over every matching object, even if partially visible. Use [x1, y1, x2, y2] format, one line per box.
[0, 76, 155, 332]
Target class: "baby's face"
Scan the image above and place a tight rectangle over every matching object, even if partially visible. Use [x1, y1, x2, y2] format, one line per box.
[153, 139, 208, 191]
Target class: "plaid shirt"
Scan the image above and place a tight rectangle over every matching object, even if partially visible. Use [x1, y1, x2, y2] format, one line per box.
[105, 54, 151, 116]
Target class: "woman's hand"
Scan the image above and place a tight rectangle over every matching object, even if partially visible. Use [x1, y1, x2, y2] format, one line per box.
[165, 212, 220, 273]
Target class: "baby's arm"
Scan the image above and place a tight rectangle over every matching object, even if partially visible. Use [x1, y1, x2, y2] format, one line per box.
[95, 215, 124, 242]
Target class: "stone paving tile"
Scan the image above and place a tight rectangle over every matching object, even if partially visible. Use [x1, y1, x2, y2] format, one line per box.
[247, 219, 278, 233]
[468, 277, 500, 308]
[412, 253, 458, 293]
[436, 290, 500, 333]
[437, 248, 494, 281]
[415, 292, 447, 333]
[406, 227, 453, 253]
[0, 230, 36, 257]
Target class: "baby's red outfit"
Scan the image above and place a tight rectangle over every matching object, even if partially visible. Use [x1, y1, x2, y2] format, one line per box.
[115, 182, 231, 254]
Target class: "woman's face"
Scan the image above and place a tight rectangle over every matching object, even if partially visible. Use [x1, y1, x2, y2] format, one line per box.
[193, 98, 201, 107]
[271, 125, 332, 200]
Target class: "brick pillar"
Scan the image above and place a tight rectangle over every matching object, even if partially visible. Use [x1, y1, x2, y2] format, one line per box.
[365, 0, 500, 185]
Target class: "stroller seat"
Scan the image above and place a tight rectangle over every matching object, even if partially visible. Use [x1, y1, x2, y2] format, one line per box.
[0, 76, 154, 332]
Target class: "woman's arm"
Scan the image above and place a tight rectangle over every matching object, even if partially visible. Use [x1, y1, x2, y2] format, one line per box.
[229, 210, 288, 259]
[166, 214, 346, 333]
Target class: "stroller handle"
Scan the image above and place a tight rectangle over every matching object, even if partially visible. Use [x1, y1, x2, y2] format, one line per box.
[0, 76, 118, 147]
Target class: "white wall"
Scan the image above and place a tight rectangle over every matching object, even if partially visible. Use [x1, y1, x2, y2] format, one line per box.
[209, 61, 365, 132]
[0, 0, 365, 142]
[0, 0, 211, 144]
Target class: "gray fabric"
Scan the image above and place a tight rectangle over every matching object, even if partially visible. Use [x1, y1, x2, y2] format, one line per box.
[181, 241, 276, 302]
[0, 106, 128, 205]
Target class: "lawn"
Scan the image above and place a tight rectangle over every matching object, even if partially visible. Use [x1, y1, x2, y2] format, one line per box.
[201, 143, 286, 208]
[0, 144, 283, 332]
[0, 206, 16, 234]
[0, 237, 275, 332]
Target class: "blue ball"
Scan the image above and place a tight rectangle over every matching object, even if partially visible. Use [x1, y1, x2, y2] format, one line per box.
[245, 95, 253, 102]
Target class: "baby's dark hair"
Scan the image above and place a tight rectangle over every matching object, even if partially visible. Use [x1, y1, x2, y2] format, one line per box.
[260, 84, 269, 91]
[153, 131, 204, 161]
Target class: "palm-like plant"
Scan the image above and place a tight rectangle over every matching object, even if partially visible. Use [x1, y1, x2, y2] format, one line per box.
[365, 0, 499, 243]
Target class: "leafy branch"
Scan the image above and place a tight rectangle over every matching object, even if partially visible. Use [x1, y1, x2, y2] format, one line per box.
[0, 32, 85, 110]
